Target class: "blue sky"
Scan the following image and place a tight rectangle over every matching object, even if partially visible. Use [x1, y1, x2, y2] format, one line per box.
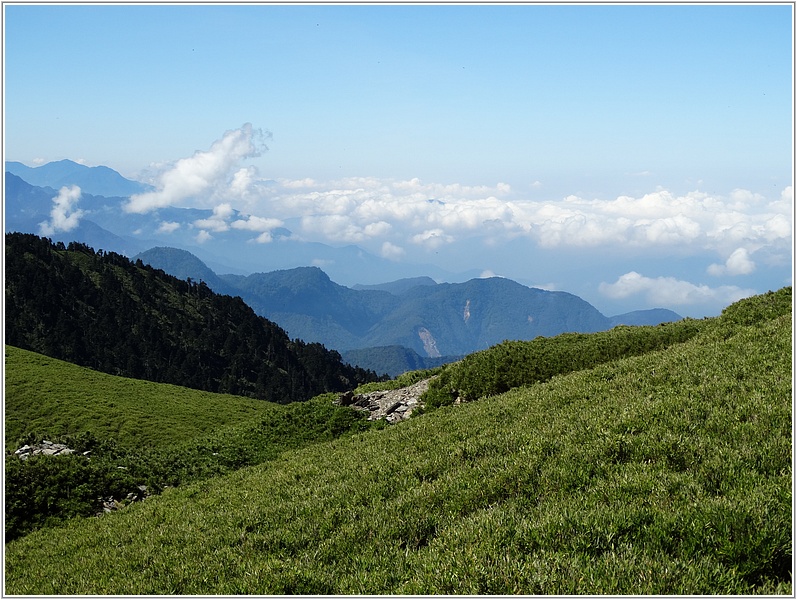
[3, 3, 793, 317]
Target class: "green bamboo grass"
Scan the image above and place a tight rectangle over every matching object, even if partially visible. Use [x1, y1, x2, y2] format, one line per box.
[5, 290, 791, 594]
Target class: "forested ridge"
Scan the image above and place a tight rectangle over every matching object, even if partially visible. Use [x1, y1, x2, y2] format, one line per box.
[5, 233, 379, 402]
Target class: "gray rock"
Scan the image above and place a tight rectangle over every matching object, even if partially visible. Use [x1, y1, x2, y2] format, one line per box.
[337, 390, 355, 406]
[342, 377, 435, 423]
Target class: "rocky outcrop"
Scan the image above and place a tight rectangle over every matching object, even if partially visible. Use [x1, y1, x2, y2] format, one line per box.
[12, 441, 151, 516]
[13, 440, 79, 460]
[99, 485, 150, 515]
[336, 377, 433, 423]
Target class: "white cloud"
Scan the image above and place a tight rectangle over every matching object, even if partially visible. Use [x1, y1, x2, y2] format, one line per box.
[231, 214, 284, 232]
[124, 123, 264, 213]
[229, 166, 259, 199]
[115, 126, 791, 287]
[299, 214, 391, 244]
[411, 228, 455, 250]
[599, 271, 756, 306]
[280, 177, 320, 189]
[196, 230, 213, 244]
[194, 203, 235, 232]
[253, 231, 274, 244]
[364, 221, 392, 237]
[708, 247, 756, 276]
[381, 241, 405, 260]
[249, 177, 791, 274]
[157, 221, 181, 233]
[39, 185, 84, 235]
[531, 282, 560, 291]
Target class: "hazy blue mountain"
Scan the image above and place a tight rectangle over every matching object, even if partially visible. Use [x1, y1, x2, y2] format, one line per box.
[341, 346, 463, 378]
[135, 248, 683, 359]
[354, 276, 613, 357]
[132, 247, 241, 297]
[216, 267, 400, 350]
[5, 160, 152, 197]
[4, 170, 474, 286]
[4, 173, 55, 230]
[43, 220, 149, 257]
[351, 276, 438, 295]
[4, 173, 150, 255]
[608, 308, 683, 327]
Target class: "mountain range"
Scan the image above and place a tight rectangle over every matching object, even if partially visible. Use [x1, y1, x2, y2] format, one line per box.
[133, 246, 681, 372]
[5, 159, 152, 197]
[5, 160, 681, 376]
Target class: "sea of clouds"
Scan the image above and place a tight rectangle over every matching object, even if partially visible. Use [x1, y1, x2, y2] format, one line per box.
[43, 123, 790, 312]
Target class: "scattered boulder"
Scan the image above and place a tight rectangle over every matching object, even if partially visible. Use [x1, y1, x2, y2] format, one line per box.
[336, 377, 434, 423]
[13, 440, 76, 460]
[338, 390, 355, 406]
[96, 485, 151, 517]
[11, 440, 151, 517]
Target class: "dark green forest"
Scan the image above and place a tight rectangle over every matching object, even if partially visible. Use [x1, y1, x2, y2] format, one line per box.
[5, 233, 379, 403]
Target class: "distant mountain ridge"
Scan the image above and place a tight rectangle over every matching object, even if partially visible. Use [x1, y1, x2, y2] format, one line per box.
[352, 277, 438, 295]
[4, 170, 469, 286]
[340, 346, 464, 378]
[5, 159, 152, 197]
[133, 247, 683, 373]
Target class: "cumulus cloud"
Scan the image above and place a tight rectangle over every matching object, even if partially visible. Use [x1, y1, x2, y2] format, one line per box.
[194, 203, 235, 232]
[231, 214, 284, 232]
[599, 271, 756, 306]
[246, 176, 790, 277]
[124, 123, 265, 213]
[39, 185, 84, 235]
[114, 126, 790, 287]
[707, 247, 756, 276]
[196, 230, 213, 244]
[157, 221, 181, 234]
[411, 228, 455, 250]
[381, 241, 405, 260]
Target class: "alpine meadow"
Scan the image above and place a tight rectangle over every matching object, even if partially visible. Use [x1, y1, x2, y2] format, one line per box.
[4, 3, 793, 596]
[4, 255, 792, 592]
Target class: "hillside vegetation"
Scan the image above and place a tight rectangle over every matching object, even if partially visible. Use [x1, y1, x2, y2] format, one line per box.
[5, 346, 272, 451]
[5, 288, 791, 594]
[5, 347, 380, 541]
[5, 233, 379, 403]
[422, 318, 703, 408]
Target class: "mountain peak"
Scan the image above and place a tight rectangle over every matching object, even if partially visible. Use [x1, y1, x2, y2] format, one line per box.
[351, 276, 438, 295]
[5, 159, 151, 197]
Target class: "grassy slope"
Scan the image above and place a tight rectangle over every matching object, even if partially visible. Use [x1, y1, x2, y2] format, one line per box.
[5, 346, 274, 451]
[5, 294, 791, 594]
